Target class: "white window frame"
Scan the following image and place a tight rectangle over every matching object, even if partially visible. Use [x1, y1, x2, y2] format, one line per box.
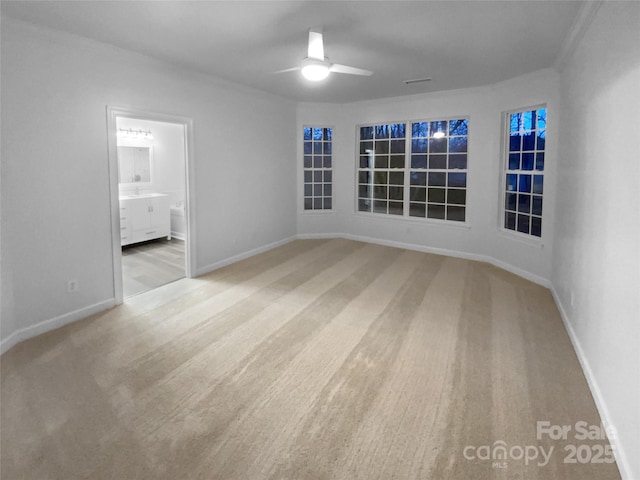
[302, 125, 334, 214]
[499, 104, 546, 241]
[354, 116, 470, 225]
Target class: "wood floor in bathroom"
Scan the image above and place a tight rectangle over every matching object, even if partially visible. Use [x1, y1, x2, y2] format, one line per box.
[121, 238, 185, 298]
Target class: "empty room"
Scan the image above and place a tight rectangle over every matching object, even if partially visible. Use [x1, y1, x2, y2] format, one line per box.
[1, 1, 638, 479]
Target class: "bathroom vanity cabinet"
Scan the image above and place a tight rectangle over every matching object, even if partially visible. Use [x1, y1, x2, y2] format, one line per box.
[119, 193, 170, 246]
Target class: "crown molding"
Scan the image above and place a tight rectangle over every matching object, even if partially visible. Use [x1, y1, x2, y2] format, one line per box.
[554, 1, 604, 72]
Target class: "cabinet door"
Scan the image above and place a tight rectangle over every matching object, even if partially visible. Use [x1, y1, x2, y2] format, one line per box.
[149, 196, 170, 232]
[130, 198, 152, 230]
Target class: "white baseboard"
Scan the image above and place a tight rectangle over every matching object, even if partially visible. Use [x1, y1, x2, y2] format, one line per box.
[550, 287, 632, 480]
[299, 232, 551, 288]
[0, 299, 115, 355]
[170, 231, 186, 241]
[195, 235, 298, 277]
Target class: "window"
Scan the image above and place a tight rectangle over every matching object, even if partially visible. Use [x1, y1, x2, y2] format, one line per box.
[409, 119, 468, 221]
[357, 123, 406, 215]
[503, 107, 546, 237]
[303, 127, 332, 210]
[357, 118, 468, 222]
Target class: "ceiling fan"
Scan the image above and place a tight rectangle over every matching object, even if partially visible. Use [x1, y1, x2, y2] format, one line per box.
[275, 28, 373, 81]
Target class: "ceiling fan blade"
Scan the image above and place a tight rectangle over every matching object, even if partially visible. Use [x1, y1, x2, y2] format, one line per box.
[308, 28, 324, 61]
[329, 64, 373, 76]
[272, 66, 301, 74]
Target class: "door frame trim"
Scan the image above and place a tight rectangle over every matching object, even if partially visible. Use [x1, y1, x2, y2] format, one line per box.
[106, 105, 196, 304]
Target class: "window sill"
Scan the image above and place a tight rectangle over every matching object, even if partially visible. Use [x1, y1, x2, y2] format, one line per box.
[302, 210, 335, 216]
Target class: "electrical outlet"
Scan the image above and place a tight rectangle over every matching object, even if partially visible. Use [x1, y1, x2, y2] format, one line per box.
[67, 279, 79, 293]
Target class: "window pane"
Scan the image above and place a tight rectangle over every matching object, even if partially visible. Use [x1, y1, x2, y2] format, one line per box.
[412, 122, 428, 137]
[522, 133, 535, 151]
[389, 202, 403, 215]
[375, 140, 389, 154]
[533, 175, 543, 194]
[411, 155, 427, 169]
[429, 138, 447, 154]
[518, 174, 531, 193]
[323, 143, 332, 155]
[324, 171, 332, 182]
[304, 184, 312, 196]
[505, 192, 517, 211]
[535, 152, 545, 171]
[429, 155, 447, 169]
[360, 141, 373, 155]
[360, 126, 374, 140]
[449, 137, 467, 153]
[304, 171, 312, 182]
[373, 200, 387, 213]
[428, 172, 446, 186]
[508, 153, 520, 170]
[510, 112, 522, 133]
[374, 172, 388, 184]
[449, 119, 468, 136]
[358, 184, 370, 198]
[304, 198, 312, 210]
[314, 171, 322, 182]
[409, 203, 426, 217]
[390, 155, 405, 169]
[358, 199, 371, 211]
[304, 156, 312, 168]
[536, 109, 547, 130]
[518, 194, 531, 214]
[427, 204, 446, 219]
[509, 134, 521, 152]
[517, 214, 530, 234]
[323, 198, 332, 209]
[449, 154, 467, 169]
[313, 156, 322, 168]
[358, 171, 370, 184]
[313, 198, 322, 209]
[324, 128, 332, 141]
[536, 131, 546, 150]
[532, 196, 543, 215]
[313, 128, 323, 140]
[389, 172, 404, 185]
[430, 121, 448, 136]
[522, 152, 534, 170]
[505, 211, 516, 230]
[389, 186, 403, 201]
[304, 142, 312, 155]
[531, 217, 542, 237]
[390, 140, 405, 153]
[447, 189, 466, 205]
[390, 123, 406, 138]
[375, 156, 388, 169]
[375, 125, 389, 138]
[411, 187, 426, 202]
[313, 184, 322, 196]
[411, 172, 426, 186]
[448, 172, 467, 188]
[412, 139, 427, 153]
[314, 141, 322, 154]
[374, 186, 388, 199]
[360, 156, 371, 168]
[324, 184, 332, 196]
[428, 188, 445, 203]
[447, 206, 465, 222]
[323, 156, 332, 168]
[506, 174, 517, 191]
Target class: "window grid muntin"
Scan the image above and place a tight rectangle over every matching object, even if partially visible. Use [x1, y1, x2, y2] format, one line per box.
[303, 126, 333, 211]
[409, 118, 469, 222]
[503, 108, 545, 237]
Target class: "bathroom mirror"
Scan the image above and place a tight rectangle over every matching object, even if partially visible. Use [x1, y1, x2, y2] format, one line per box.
[117, 145, 153, 185]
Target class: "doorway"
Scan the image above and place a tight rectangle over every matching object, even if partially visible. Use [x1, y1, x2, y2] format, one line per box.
[107, 107, 196, 304]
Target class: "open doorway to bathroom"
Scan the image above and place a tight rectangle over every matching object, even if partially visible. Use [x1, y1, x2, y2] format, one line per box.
[107, 107, 195, 303]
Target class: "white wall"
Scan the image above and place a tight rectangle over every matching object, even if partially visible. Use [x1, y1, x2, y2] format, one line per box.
[0, 17, 296, 352]
[552, 3, 640, 478]
[298, 68, 560, 284]
[117, 117, 186, 207]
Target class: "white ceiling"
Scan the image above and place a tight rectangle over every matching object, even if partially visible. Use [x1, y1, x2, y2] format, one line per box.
[1, 1, 584, 103]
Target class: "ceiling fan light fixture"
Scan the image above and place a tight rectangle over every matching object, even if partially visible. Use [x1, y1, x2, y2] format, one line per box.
[301, 63, 330, 81]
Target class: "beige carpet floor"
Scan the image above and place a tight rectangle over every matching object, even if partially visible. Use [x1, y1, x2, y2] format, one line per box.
[0, 239, 620, 479]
